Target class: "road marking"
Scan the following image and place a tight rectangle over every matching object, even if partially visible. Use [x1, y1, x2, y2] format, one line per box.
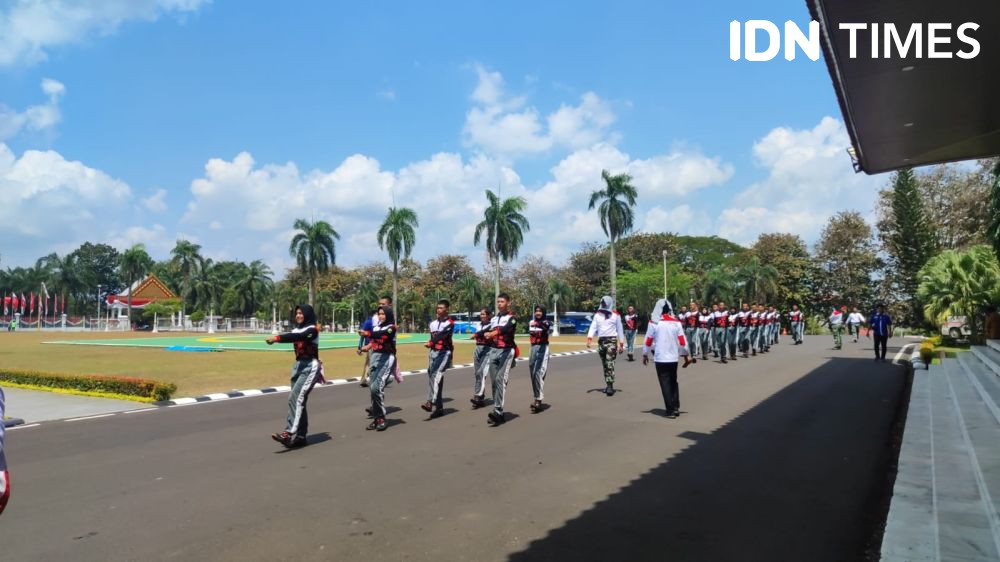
[65, 413, 115, 422]
[893, 343, 915, 365]
[205, 393, 230, 400]
[238, 389, 263, 396]
[8, 423, 40, 430]
[123, 408, 156, 414]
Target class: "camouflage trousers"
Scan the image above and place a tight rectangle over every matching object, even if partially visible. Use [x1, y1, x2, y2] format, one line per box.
[597, 337, 619, 384]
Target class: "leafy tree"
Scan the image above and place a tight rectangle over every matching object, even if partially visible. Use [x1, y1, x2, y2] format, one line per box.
[69, 242, 122, 303]
[672, 235, 746, 273]
[588, 170, 638, 299]
[814, 211, 880, 310]
[289, 218, 340, 306]
[119, 244, 154, 320]
[170, 239, 204, 308]
[511, 255, 559, 312]
[736, 256, 778, 304]
[616, 233, 678, 272]
[750, 233, 812, 309]
[547, 277, 576, 315]
[354, 279, 381, 319]
[474, 189, 530, 301]
[232, 259, 274, 317]
[618, 264, 695, 317]
[917, 245, 1000, 343]
[564, 242, 609, 310]
[377, 206, 419, 311]
[701, 266, 737, 304]
[988, 160, 1000, 263]
[455, 274, 489, 319]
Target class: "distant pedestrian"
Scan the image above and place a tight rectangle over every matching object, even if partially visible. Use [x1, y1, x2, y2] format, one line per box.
[266, 304, 325, 448]
[847, 307, 865, 343]
[587, 295, 625, 396]
[366, 305, 398, 431]
[422, 299, 454, 419]
[789, 304, 804, 345]
[870, 305, 893, 361]
[642, 299, 692, 419]
[623, 305, 639, 362]
[829, 306, 845, 350]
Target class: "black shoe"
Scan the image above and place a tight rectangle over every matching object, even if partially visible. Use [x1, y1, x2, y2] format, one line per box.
[605, 384, 616, 396]
[530, 401, 543, 413]
[628, 354, 634, 362]
[365, 407, 373, 418]
[720, 358, 727, 364]
[487, 411, 506, 425]
[271, 431, 292, 446]
[430, 409, 445, 419]
[666, 410, 679, 419]
[359, 382, 369, 388]
[420, 401, 433, 412]
[751, 350, 756, 356]
[471, 396, 486, 409]
[287, 435, 308, 448]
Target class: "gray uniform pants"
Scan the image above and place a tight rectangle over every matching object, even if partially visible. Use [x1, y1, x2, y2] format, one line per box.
[685, 327, 699, 357]
[713, 327, 727, 357]
[487, 348, 515, 414]
[624, 330, 637, 355]
[727, 326, 739, 358]
[473, 345, 491, 398]
[698, 328, 711, 356]
[794, 321, 804, 342]
[286, 359, 322, 438]
[529, 343, 550, 401]
[427, 349, 451, 410]
[748, 326, 759, 351]
[368, 352, 396, 419]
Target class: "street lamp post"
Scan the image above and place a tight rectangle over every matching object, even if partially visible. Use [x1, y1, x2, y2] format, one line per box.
[662, 250, 669, 299]
[552, 293, 560, 338]
[96, 284, 101, 331]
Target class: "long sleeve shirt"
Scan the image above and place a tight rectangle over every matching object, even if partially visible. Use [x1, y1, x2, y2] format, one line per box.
[427, 317, 455, 351]
[829, 311, 844, 327]
[643, 315, 690, 363]
[489, 312, 517, 349]
[529, 318, 552, 345]
[588, 311, 625, 340]
[870, 313, 892, 337]
[370, 323, 397, 354]
[274, 324, 319, 361]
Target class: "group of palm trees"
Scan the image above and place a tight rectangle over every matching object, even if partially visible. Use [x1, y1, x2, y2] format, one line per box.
[288, 169, 639, 315]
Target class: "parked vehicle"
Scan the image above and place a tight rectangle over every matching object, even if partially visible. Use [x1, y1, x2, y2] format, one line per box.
[449, 313, 481, 334]
[546, 313, 578, 335]
[940, 316, 973, 338]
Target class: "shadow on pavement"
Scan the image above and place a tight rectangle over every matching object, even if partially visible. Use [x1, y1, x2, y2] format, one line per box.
[508, 355, 909, 562]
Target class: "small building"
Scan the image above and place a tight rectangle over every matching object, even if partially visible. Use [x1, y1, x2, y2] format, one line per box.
[106, 274, 178, 316]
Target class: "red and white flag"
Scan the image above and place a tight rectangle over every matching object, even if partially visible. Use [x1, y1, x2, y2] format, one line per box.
[19, 293, 25, 314]
[2, 294, 7, 316]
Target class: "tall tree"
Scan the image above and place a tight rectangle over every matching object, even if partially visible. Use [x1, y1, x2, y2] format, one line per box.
[737, 256, 778, 304]
[547, 277, 577, 313]
[988, 160, 1000, 263]
[232, 259, 274, 317]
[377, 207, 419, 311]
[814, 211, 880, 309]
[170, 239, 204, 310]
[884, 168, 938, 326]
[455, 274, 488, 319]
[289, 218, 340, 306]
[702, 266, 737, 304]
[69, 242, 122, 304]
[917, 245, 1000, 343]
[118, 244, 154, 320]
[750, 233, 812, 309]
[473, 189, 530, 301]
[588, 170, 638, 300]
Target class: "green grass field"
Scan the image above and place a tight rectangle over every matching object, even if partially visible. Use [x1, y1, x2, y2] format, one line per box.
[2, 331, 589, 398]
[45, 332, 433, 351]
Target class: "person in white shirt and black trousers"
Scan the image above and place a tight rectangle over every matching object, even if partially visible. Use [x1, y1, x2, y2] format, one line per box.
[642, 299, 693, 419]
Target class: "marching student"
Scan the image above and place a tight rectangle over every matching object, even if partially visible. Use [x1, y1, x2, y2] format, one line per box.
[758, 305, 771, 353]
[470, 308, 493, 409]
[528, 305, 552, 413]
[847, 307, 866, 343]
[737, 302, 751, 357]
[708, 303, 720, 357]
[697, 306, 713, 361]
[828, 305, 845, 350]
[642, 299, 693, 419]
[789, 304, 804, 344]
[870, 304, 893, 362]
[684, 304, 700, 358]
[727, 305, 740, 361]
[484, 293, 518, 425]
[422, 299, 455, 419]
[366, 304, 398, 431]
[587, 296, 626, 396]
[748, 304, 761, 356]
[623, 305, 639, 362]
[768, 306, 780, 346]
[266, 304, 325, 448]
[714, 302, 729, 364]
[358, 296, 392, 387]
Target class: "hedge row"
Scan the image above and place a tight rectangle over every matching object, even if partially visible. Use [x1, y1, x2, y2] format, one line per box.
[0, 369, 177, 402]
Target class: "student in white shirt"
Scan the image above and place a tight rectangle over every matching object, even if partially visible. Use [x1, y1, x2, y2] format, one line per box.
[642, 299, 692, 418]
[587, 295, 625, 396]
[847, 307, 866, 343]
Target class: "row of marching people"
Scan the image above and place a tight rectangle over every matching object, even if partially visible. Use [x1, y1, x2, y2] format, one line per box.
[262, 294, 808, 447]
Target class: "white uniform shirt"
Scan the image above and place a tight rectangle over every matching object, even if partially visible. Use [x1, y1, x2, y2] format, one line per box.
[829, 311, 844, 326]
[847, 312, 865, 325]
[588, 311, 625, 340]
[643, 316, 690, 363]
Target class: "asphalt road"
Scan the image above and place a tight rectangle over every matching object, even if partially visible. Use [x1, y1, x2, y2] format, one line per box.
[0, 335, 908, 561]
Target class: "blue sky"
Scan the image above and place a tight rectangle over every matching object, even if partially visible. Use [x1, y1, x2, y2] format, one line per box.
[0, 0, 884, 273]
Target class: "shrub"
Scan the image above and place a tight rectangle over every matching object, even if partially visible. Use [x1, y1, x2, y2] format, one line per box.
[919, 341, 935, 364]
[0, 369, 177, 401]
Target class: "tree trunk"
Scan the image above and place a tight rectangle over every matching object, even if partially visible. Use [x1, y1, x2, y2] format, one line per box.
[609, 237, 617, 301]
[494, 254, 500, 304]
[127, 282, 132, 328]
[392, 259, 399, 323]
[308, 275, 315, 306]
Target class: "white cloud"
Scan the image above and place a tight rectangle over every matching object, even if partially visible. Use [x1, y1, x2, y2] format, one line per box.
[643, 204, 713, 236]
[0, 0, 210, 66]
[716, 117, 882, 245]
[141, 188, 168, 213]
[462, 64, 617, 158]
[0, 143, 132, 263]
[0, 78, 65, 141]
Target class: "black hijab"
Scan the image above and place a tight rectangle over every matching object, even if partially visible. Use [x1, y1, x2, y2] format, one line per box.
[296, 304, 317, 327]
[377, 304, 395, 327]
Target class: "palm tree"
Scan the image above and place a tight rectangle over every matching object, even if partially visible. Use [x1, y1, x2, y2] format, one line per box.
[354, 279, 380, 320]
[547, 277, 576, 333]
[455, 274, 488, 319]
[232, 259, 274, 317]
[377, 207, 419, 312]
[702, 267, 736, 304]
[190, 259, 221, 313]
[588, 170, 638, 300]
[119, 244, 154, 321]
[917, 245, 1000, 343]
[170, 239, 204, 313]
[289, 218, 340, 306]
[737, 256, 779, 303]
[474, 189, 530, 301]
